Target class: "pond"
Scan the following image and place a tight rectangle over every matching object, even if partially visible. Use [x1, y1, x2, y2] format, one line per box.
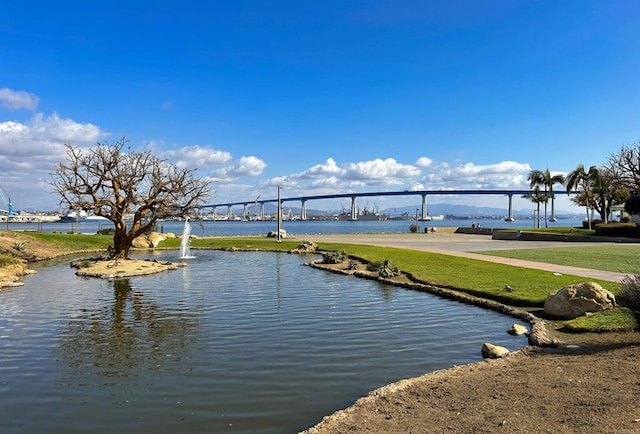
[0, 250, 527, 433]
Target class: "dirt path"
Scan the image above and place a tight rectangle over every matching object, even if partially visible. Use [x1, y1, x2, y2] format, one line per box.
[303, 334, 640, 434]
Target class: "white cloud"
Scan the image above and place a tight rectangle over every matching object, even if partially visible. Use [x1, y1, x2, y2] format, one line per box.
[0, 88, 39, 110]
[343, 158, 421, 182]
[213, 155, 268, 181]
[302, 158, 342, 178]
[30, 113, 104, 144]
[225, 156, 267, 177]
[422, 161, 531, 190]
[162, 145, 232, 169]
[415, 157, 433, 168]
[0, 112, 108, 210]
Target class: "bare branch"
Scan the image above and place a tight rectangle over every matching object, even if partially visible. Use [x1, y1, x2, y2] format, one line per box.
[50, 137, 211, 258]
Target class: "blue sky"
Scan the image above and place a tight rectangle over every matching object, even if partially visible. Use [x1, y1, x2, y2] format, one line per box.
[1, 0, 639, 214]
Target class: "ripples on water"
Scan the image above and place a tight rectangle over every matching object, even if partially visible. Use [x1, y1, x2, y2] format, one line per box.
[0, 251, 527, 433]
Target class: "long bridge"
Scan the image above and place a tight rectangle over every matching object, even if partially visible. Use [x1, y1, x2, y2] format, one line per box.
[200, 189, 571, 221]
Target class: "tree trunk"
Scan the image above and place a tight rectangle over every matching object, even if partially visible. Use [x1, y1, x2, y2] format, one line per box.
[112, 219, 130, 259]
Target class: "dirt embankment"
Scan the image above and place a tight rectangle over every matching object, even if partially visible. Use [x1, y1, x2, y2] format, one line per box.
[0, 231, 69, 287]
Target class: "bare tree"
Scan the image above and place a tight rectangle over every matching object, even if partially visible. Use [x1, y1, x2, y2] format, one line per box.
[607, 140, 640, 194]
[50, 138, 211, 259]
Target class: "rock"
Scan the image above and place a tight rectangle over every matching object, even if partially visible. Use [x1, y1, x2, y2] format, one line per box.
[481, 342, 509, 359]
[527, 320, 561, 347]
[291, 241, 317, 253]
[507, 323, 529, 336]
[267, 229, 287, 238]
[132, 235, 151, 248]
[543, 282, 616, 320]
[132, 232, 169, 248]
[147, 232, 167, 247]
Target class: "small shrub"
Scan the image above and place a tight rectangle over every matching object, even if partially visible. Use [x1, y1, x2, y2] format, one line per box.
[367, 259, 400, 278]
[0, 254, 21, 267]
[346, 259, 358, 270]
[409, 224, 418, 233]
[97, 228, 115, 235]
[594, 223, 640, 238]
[321, 250, 346, 264]
[13, 240, 26, 252]
[617, 273, 640, 313]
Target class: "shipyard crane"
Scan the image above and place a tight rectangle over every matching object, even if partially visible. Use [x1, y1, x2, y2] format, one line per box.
[0, 186, 13, 216]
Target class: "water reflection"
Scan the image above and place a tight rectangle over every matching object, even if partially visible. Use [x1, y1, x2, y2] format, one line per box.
[59, 278, 199, 378]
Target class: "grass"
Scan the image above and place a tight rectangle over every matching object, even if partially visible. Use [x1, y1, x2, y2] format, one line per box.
[312, 242, 617, 307]
[560, 308, 638, 333]
[477, 245, 640, 274]
[525, 227, 596, 236]
[18, 231, 113, 251]
[0, 253, 22, 267]
[163, 236, 303, 251]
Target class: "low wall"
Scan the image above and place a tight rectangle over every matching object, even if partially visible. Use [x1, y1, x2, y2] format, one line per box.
[454, 227, 494, 235]
[491, 230, 640, 243]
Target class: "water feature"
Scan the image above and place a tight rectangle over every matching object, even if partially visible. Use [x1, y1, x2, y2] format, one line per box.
[0, 250, 527, 434]
[179, 217, 195, 259]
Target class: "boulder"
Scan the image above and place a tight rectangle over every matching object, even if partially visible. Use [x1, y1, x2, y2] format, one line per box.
[132, 235, 151, 248]
[507, 323, 529, 336]
[291, 241, 317, 253]
[481, 342, 509, 359]
[543, 282, 616, 320]
[132, 232, 168, 248]
[267, 229, 287, 238]
[148, 232, 167, 247]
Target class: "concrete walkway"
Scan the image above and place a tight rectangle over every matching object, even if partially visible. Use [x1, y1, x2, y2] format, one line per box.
[301, 231, 629, 283]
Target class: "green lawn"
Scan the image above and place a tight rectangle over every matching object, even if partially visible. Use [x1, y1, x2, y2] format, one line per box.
[20, 231, 113, 251]
[477, 245, 640, 274]
[312, 242, 617, 307]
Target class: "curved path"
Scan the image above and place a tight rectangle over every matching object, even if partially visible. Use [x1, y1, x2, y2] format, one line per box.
[303, 231, 628, 282]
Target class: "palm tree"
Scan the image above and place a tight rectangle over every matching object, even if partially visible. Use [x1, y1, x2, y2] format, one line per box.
[565, 164, 599, 229]
[522, 185, 548, 228]
[527, 169, 565, 227]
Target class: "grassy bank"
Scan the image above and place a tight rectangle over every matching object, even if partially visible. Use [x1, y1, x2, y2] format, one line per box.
[311, 242, 617, 306]
[478, 244, 640, 274]
[21, 231, 113, 251]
